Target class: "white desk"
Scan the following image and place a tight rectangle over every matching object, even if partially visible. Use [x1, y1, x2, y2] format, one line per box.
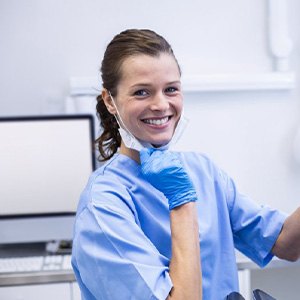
[1, 245, 299, 300]
[236, 251, 300, 299]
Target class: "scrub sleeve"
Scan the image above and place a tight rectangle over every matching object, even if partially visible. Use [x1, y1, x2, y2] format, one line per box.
[72, 177, 173, 300]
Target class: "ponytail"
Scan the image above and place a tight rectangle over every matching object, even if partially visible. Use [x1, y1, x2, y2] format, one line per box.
[95, 94, 121, 161]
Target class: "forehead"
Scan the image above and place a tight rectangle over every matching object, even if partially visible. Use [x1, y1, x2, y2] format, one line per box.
[119, 53, 180, 86]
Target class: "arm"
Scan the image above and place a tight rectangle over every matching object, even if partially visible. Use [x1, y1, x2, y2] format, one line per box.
[272, 207, 300, 261]
[140, 149, 202, 300]
[168, 202, 202, 300]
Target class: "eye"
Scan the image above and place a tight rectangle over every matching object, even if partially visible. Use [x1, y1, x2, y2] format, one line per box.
[133, 89, 150, 98]
[134, 89, 149, 97]
[165, 86, 179, 94]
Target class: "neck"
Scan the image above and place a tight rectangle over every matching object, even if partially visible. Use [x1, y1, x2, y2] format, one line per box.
[119, 142, 140, 164]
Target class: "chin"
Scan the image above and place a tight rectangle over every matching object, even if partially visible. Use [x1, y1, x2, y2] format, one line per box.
[151, 139, 171, 148]
[151, 144, 164, 148]
[141, 134, 173, 148]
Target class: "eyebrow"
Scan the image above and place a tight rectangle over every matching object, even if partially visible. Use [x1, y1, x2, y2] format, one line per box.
[130, 80, 181, 88]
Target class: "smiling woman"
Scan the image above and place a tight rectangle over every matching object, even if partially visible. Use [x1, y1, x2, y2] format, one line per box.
[71, 29, 299, 300]
[72, 29, 202, 300]
[102, 53, 183, 157]
[95, 29, 182, 162]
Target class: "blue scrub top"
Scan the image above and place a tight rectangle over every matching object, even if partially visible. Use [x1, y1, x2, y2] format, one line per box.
[72, 152, 286, 300]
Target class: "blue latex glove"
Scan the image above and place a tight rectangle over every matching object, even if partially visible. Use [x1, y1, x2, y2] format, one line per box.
[140, 149, 198, 210]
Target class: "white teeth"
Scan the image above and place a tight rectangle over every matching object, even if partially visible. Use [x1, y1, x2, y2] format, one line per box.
[143, 117, 169, 125]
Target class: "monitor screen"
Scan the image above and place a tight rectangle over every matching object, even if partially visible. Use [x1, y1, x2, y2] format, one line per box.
[0, 115, 95, 244]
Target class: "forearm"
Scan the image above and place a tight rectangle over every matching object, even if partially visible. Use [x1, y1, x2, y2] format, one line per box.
[167, 202, 202, 300]
[139, 150, 202, 298]
[272, 207, 300, 261]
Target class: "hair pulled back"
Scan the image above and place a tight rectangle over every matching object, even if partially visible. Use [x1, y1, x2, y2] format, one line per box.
[96, 29, 180, 161]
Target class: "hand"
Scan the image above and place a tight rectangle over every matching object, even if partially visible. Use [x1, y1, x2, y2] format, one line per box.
[140, 149, 197, 210]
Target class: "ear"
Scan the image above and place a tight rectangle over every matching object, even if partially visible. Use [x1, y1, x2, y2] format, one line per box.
[102, 89, 117, 115]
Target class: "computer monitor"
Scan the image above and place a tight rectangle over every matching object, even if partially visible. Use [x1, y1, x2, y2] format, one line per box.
[0, 115, 95, 244]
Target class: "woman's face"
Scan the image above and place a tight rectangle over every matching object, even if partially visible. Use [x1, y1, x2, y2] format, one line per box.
[108, 53, 182, 147]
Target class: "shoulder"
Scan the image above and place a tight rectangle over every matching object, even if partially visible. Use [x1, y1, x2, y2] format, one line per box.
[76, 154, 138, 217]
[179, 151, 219, 174]
[178, 151, 231, 195]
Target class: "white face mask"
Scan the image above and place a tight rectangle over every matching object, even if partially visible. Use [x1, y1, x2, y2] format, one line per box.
[108, 92, 188, 152]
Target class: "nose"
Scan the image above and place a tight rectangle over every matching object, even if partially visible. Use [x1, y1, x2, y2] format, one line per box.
[150, 93, 169, 111]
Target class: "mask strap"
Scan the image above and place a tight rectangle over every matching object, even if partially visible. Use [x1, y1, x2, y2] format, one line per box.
[108, 91, 136, 139]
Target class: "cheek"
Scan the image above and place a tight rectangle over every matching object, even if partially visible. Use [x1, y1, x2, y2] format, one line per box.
[178, 103, 183, 114]
[174, 99, 183, 116]
[119, 107, 139, 129]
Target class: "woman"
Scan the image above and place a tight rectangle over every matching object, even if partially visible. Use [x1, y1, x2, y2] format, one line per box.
[71, 29, 300, 300]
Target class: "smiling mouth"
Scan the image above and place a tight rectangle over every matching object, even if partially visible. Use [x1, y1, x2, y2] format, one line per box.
[142, 116, 171, 126]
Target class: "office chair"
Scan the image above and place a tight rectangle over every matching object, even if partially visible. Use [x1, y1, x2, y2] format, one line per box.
[252, 289, 276, 300]
[225, 289, 276, 300]
[226, 292, 245, 299]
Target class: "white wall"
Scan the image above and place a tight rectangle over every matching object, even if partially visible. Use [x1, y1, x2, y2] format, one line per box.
[0, 0, 281, 113]
[2, 0, 299, 212]
[1, 0, 300, 296]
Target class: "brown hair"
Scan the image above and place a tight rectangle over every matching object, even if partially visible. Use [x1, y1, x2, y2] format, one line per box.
[96, 29, 181, 161]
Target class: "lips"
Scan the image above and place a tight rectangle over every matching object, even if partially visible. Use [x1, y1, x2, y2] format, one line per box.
[142, 116, 171, 126]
